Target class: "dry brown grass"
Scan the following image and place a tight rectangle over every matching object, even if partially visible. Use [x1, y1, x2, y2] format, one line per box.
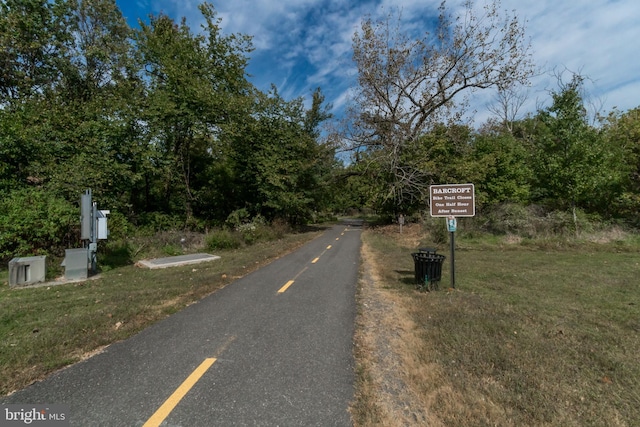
[584, 226, 628, 244]
[352, 223, 452, 426]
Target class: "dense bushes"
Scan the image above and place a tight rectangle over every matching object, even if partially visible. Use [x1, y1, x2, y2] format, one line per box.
[205, 229, 243, 250]
[0, 188, 77, 261]
[206, 215, 291, 250]
[422, 203, 629, 243]
[0, 187, 296, 264]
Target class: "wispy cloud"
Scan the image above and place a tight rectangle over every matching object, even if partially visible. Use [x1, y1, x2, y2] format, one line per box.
[120, 0, 640, 120]
[503, 0, 640, 112]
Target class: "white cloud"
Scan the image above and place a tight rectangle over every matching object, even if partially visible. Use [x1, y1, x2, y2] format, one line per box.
[132, 0, 640, 119]
[502, 0, 640, 111]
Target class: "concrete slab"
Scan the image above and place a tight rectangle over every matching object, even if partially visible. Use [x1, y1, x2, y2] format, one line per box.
[136, 253, 221, 269]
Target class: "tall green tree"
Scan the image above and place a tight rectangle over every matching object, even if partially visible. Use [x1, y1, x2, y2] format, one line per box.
[0, 0, 73, 193]
[44, 0, 141, 209]
[601, 107, 640, 223]
[135, 3, 253, 221]
[471, 127, 531, 206]
[0, 0, 144, 211]
[227, 87, 334, 224]
[0, 0, 72, 103]
[530, 75, 625, 219]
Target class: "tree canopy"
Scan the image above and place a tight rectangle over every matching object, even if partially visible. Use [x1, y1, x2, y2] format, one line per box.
[1, 0, 639, 260]
[345, 0, 534, 209]
[0, 0, 336, 259]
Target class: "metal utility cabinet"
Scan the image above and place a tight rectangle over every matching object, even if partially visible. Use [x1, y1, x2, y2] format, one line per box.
[63, 248, 89, 281]
[61, 189, 110, 279]
[8, 256, 46, 288]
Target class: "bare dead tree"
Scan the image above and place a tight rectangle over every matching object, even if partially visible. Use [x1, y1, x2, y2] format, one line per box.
[346, 0, 535, 208]
[487, 85, 530, 134]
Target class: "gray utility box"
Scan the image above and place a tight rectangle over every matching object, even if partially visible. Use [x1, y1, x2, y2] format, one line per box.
[63, 248, 88, 280]
[9, 256, 47, 288]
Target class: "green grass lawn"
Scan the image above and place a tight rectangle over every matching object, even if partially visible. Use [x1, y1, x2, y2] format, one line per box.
[363, 226, 640, 426]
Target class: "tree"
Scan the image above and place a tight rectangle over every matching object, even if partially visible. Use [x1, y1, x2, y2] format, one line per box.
[486, 85, 530, 134]
[226, 87, 334, 224]
[135, 3, 253, 221]
[8, 0, 149, 215]
[0, 0, 143, 210]
[530, 74, 625, 222]
[471, 128, 531, 205]
[0, 0, 72, 103]
[345, 0, 534, 212]
[0, 0, 74, 193]
[0, 187, 76, 261]
[601, 107, 640, 223]
[304, 87, 333, 139]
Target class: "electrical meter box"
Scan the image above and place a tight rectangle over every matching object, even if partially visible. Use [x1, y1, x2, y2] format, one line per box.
[97, 210, 109, 239]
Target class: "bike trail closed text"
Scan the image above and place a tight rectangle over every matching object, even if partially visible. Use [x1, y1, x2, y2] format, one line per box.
[429, 183, 475, 217]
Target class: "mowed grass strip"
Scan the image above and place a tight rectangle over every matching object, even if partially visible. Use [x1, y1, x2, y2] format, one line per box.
[359, 226, 640, 426]
[0, 231, 320, 396]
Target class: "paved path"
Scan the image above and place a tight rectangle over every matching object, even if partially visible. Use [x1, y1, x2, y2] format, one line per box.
[2, 220, 363, 426]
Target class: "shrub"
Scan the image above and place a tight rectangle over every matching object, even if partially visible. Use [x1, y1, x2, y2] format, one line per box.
[225, 208, 251, 229]
[422, 216, 448, 244]
[483, 203, 536, 237]
[136, 212, 184, 234]
[236, 222, 257, 244]
[250, 224, 278, 244]
[205, 229, 242, 250]
[103, 211, 134, 240]
[477, 203, 609, 239]
[162, 244, 182, 256]
[270, 218, 291, 239]
[98, 241, 133, 270]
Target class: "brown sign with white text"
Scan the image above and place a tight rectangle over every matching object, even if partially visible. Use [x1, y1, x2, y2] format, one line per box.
[429, 183, 475, 217]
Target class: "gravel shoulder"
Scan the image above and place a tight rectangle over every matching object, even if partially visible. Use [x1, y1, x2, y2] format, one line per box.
[351, 235, 432, 426]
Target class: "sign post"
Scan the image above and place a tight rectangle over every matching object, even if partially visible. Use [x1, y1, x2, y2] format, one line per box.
[430, 184, 475, 289]
[447, 216, 457, 288]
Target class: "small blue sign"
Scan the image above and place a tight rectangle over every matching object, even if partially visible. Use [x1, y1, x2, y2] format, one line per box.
[447, 216, 457, 232]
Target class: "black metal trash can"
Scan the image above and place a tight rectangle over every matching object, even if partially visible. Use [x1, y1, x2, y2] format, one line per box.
[418, 247, 437, 255]
[411, 252, 446, 291]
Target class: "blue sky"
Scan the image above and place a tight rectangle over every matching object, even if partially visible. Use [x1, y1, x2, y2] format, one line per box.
[115, 0, 640, 124]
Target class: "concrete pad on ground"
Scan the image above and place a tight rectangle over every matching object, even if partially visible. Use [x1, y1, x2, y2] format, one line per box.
[137, 253, 221, 269]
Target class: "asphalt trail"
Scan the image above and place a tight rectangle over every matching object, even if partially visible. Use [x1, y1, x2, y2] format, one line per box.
[2, 220, 362, 426]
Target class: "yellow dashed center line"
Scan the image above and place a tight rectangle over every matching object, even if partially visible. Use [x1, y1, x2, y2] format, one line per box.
[277, 267, 309, 294]
[278, 280, 295, 293]
[143, 358, 216, 427]
[277, 234, 343, 294]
